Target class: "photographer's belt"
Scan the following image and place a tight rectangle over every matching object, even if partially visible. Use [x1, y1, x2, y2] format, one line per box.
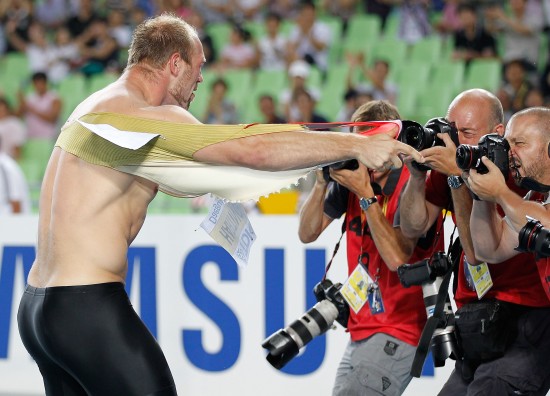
[56, 113, 402, 201]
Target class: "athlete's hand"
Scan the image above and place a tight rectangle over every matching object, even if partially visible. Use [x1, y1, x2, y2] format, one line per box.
[356, 124, 424, 172]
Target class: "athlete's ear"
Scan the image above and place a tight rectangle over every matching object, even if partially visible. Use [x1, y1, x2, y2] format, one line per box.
[169, 53, 181, 76]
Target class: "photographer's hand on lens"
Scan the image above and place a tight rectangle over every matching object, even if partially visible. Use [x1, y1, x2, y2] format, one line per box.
[403, 154, 428, 179]
[357, 126, 424, 172]
[421, 133, 462, 176]
[329, 163, 375, 198]
[467, 156, 507, 202]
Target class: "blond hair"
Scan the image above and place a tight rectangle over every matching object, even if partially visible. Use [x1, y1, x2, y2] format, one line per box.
[127, 13, 198, 70]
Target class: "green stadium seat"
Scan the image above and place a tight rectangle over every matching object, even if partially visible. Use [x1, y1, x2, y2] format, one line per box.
[396, 85, 418, 120]
[431, 60, 465, 94]
[57, 73, 88, 122]
[394, 61, 431, 91]
[414, 85, 455, 124]
[370, 38, 409, 70]
[87, 72, 119, 95]
[20, 139, 55, 184]
[463, 59, 502, 93]
[383, 12, 400, 39]
[410, 36, 443, 65]
[223, 69, 253, 109]
[206, 22, 233, 55]
[2, 53, 30, 85]
[253, 69, 288, 97]
[346, 14, 382, 42]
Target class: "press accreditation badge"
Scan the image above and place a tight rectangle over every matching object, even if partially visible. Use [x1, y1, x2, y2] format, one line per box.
[464, 257, 493, 299]
[340, 265, 371, 314]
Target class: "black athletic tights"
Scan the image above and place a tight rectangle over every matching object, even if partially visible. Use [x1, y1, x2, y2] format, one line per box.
[18, 282, 177, 396]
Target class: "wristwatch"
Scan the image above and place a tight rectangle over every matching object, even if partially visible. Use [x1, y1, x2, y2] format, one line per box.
[447, 175, 464, 189]
[359, 196, 378, 211]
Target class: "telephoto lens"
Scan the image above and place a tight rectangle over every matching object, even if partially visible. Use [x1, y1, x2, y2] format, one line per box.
[261, 299, 340, 369]
[517, 217, 550, 258]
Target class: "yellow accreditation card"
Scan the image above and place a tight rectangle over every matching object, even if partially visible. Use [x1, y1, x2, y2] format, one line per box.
[340, 265, 371, 314]
[466, 260, 493, 299]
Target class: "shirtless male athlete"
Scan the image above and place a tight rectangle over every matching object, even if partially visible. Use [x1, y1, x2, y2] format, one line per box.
[17, 14, 422, 396]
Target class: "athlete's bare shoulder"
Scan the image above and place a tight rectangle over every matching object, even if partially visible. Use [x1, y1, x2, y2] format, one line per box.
[65, 78, 202, 126]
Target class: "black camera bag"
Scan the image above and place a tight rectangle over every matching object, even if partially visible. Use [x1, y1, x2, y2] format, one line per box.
[455, 299, 520, 362]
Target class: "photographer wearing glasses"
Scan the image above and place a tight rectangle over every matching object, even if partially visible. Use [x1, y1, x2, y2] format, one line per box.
[399, 90, 550, 395]
[298, 100, 444, 396]
[466, 106, 550, 395]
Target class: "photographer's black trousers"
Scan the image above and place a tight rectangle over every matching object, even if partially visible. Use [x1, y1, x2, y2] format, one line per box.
[438, 307, 550, 396]
[18, 282, 177, 396]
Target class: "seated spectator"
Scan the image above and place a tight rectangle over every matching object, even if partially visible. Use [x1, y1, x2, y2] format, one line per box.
[498, 59, 533, 114]
[0, 97, 26, 160]
[78, 18, 120, 76]
[156, 0, 193, 19]
[268, 0, 300, 20]
[185, 9, 216, 64]
[363, 0, 393, 29]
[2, 0, 33, 54]
[290, 87, 328, 124]
[65, 0, 99, 42]
[258, 94, 286, 123]
[16, 72, 62, 141]
[0, 135, 31, 214]
[215, 23, 257, 71]
[485, 0, 543, 68]
[287, 0, 332, 72]
[397, 0, 431, 44]
[452, 3, 497, 63]
[256, 12, 287, 71]
[203, 78, 239, 124]
[34, 0, 68, 29]
[336, 88, 360, 123]
[351, 53, 398, 104]
[279, 59, 321, 121]
[433, 0, 463, 37]
[525, 87, 545, 107]
[107, 9, 132, 49]
[234, 0, 268, 22]
[195, 0, 232, 24]
[321, 0, 358, 34]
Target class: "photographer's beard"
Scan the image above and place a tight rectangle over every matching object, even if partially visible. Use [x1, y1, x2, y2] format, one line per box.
[510, 152, 550, 193]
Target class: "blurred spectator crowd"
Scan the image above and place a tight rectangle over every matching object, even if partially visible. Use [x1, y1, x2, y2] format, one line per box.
[2, 0, 550, 214]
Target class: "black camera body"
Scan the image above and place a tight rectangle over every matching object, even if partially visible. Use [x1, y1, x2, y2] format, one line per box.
[322, 159, 359, 183]
[399, 118, 459, 171]
[398, 252, 460, 367]
[397, 251, 451, 288]
[456, 133, 510, 176]
[262, 279, 350, 369]
[517, 216, 550, 258]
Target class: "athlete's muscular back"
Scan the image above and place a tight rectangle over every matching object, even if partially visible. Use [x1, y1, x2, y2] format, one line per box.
[28, 77, 200, 288]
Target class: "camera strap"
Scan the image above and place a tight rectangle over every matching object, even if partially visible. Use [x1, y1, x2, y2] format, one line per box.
[410, 222, 458, 378]
[322, 219, 347, 281]
[410, 263, 454, 377]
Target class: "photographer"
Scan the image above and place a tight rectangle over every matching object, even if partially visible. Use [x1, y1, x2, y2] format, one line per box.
[298, 100, 443, 396]
[465, 106, 550, 394]
[399, 90, 550, 395]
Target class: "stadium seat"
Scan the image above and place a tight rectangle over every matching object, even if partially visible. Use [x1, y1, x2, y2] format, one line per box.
[20, 139, 55, 185]
[394, 61, 431, 91]
[431, 60, 465, 94]
[414, 85, 455, 124]
[223, 69, 254, 109]
[3, 53, 30, 85]
[463, 59, 502, 93]
[383, 12, 400, 39]
[57, 73, 88, 122]
[396, 85, 418, 120]
[205, 22, 232, 55]
[344, 14, 382, 45]
[370, 38, 409, 70]
[87, 73, 119, 95]
[410, 36, 443, 65]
